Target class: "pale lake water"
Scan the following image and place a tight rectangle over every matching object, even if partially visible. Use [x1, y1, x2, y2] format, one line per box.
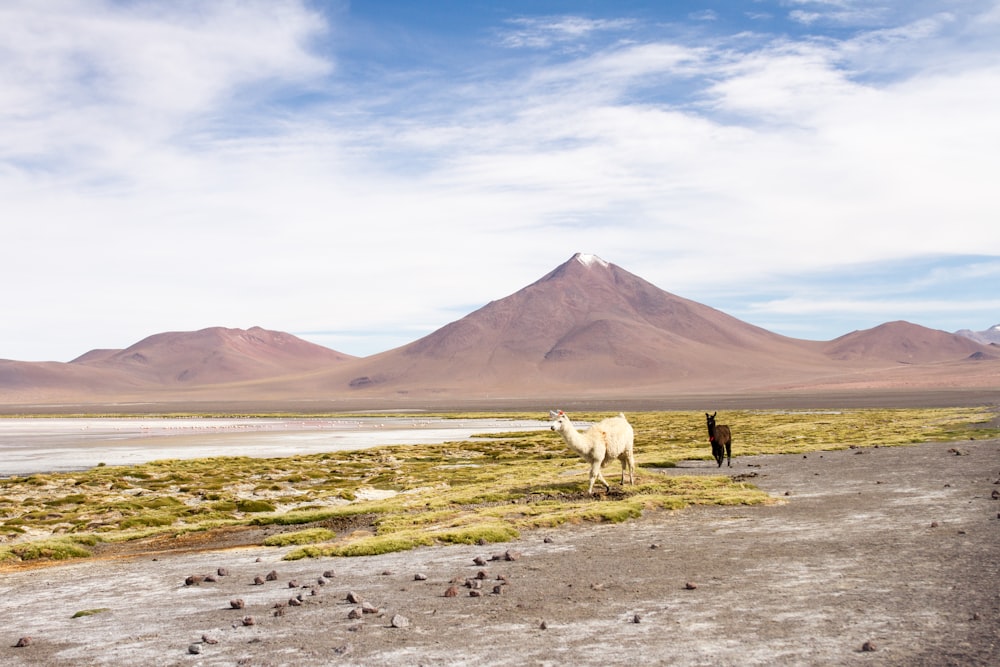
[0, 417, 549, 477]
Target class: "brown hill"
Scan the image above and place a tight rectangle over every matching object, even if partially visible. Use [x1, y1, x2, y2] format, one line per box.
[823, 321, 990, 363]
[72, 326, 354, 385]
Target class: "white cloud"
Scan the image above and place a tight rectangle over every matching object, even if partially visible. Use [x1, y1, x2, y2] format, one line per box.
[1, 1, 998, 360]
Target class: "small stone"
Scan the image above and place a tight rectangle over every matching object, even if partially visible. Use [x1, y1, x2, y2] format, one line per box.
[333, 644, 351, 654]
[784, 491, 792, 496]
[323, 570, 335, 578]
[504, 550, 521, 561]
[202, 635, 219, 645]
[470, 589, 483, 597]
[188, 643, 202, 654]
[492, 585, 504, 595]
[650, 544, 660, 549]
[230, 599, 245, 609]
[543, 536, 554, 543]
[253, 575, 265, 585]
[288, 597, 302, 606]
[444, 586, 459, 597]
[346, 591, 362, 603]
[265, 570, 278, 581]
[685, 582, 698, 590]
[539, 621, 548, 630]
[414, 573, 428, 581]
[242, 616, 256, 626]
[317, 577, 328, 586]
[496, 574, 508, 582]
[632, 614, 642, 623]
[14, 637, 31, 648]
[203, 574, 218, 583]
[348, 607, 363, 620]
[185, 575, 205, 586]
[273, 607, 285, 617]
[475, 570, 489, 580]
[930, 521, 939, 528]
[381, 570, 394, 576]
[473, 556, 487, 566]
[361, 601, 378, 614]
[390, 614, 410, 628]
[861, 640, 876, 652]
[217, 567, 230, 577]
[288, 580, 299, 588]
[992, 489, 1000, 500]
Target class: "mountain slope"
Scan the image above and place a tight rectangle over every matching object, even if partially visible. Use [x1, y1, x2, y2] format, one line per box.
[823, 321, 992, 363]
[325, 253, 836, 396]
[72, 326, 354, 385]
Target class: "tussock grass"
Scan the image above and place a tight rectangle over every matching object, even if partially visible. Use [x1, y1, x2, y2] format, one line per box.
[1, 407, 996, 564]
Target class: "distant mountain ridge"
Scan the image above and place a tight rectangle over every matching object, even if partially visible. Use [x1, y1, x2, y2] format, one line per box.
[955, 324, 1000, 345]
[1, 254, 996, 407]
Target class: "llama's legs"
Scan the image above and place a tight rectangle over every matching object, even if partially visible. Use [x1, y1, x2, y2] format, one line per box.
[590, 460, 610, 493]
[726, 442, 732, 467]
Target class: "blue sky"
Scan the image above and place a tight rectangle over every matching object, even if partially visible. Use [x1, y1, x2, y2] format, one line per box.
[2, 0, 998, 361]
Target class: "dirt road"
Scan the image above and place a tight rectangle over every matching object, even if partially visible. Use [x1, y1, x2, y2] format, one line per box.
[3, 437, 998, 666]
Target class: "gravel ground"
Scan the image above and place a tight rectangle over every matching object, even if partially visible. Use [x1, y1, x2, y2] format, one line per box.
[2, 437, 999, 666]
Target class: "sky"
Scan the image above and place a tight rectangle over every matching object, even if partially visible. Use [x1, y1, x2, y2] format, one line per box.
[2, 0, 999, 362]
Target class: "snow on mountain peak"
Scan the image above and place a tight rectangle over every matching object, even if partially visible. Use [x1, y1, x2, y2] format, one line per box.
[575, 253, 609, 268]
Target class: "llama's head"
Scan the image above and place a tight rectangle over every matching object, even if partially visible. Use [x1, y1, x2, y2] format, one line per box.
[550, 409, 568, 432]
[706, 412, 717, 429]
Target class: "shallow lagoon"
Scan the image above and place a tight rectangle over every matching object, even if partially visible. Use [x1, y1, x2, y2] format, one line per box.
[0, 417, 548, 476]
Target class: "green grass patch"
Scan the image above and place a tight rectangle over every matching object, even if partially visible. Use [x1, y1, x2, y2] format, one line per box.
[72, 608, 110, 618]
[2, 407, 996, 565]
[262, 528, 335, 546]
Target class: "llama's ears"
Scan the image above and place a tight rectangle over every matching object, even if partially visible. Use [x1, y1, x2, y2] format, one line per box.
[549, 410, 564, 419]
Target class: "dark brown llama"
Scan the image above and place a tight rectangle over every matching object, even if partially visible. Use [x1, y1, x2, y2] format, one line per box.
[705, 412, 732, 468]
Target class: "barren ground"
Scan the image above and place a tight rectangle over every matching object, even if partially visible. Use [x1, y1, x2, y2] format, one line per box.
[3, 433, 999, 666]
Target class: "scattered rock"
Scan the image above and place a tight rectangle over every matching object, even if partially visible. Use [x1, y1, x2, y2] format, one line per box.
[14, 637, 31, 648]
[543, 536, 554, 543]
[288, 597, 302, 607]
[323, 570, 335, 578]
[493, 585, 504, 595]
[948, 448, 965, 456]
[230, 599, 245, 609]
[346, 591, 362, 603]
[390, 614, 410, 628]
[203, 574, 218, 583]
[348, 608, 363, 620]
[287, 580, 299, 588]
[650, 543, 661, 549]
[381, 570, 394, 576]
[414, 573, 428, 581]
[241, 616, 256, 626]
[444, 586, 459, 597]
[188, 643, 202, 654]
[185, 575, 205, 586]
[361, 601, 378, 614]
[685, 582, 698, 590]
[861, 640, 877, 652]
[539, 621, 548, 630]
[504, 550, 521, 561]
[992, 490, 1000, 500]
[253, 576, 265, 585]
[931, 522, 939, 528]
[473, 556, 488, 566]
[265, 570, 278, 581]
[470, 589, 483, 597]
[273, 607, 285, 617]
[317, 577, 328, 586]
[202, 635, 219, 645]
[632, 614, 642, 623]
[475, 570, 489, 580]
[217, 567, 229, 577]
[333, 644, 351, 654]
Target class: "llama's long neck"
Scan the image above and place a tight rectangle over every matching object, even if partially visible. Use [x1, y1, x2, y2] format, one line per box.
[558, 423, 591, 456]
[707, 422, 716, 440]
